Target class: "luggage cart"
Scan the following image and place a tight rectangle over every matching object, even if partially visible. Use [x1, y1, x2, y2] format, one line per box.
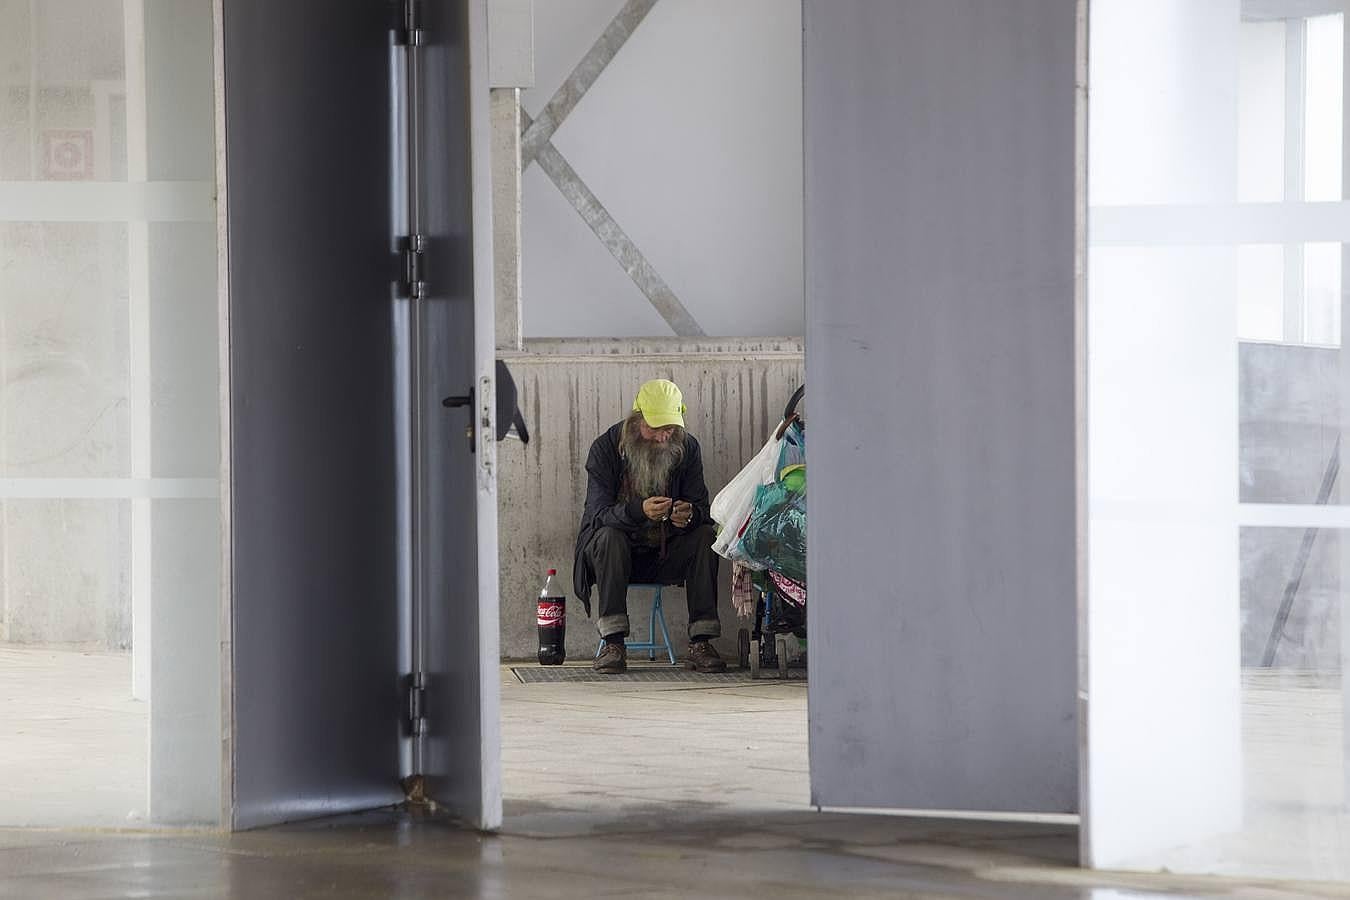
[735, 385, 806, 679]
[739, 584, 806, 678]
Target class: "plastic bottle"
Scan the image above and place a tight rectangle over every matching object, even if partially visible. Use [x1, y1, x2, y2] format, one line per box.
[536, 569, 566, 665]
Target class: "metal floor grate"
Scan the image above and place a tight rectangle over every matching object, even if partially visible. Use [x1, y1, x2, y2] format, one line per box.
[511, 666, 805, 685]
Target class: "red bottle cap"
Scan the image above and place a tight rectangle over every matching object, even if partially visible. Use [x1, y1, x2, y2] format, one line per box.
[547, 568, 557, 575]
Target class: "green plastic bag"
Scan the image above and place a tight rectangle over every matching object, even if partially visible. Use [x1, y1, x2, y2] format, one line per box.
[738, 481, 807, 585]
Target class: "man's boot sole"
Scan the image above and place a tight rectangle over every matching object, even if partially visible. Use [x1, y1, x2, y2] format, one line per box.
[683, 659, 727, 674]
[593, 661, 627, 674]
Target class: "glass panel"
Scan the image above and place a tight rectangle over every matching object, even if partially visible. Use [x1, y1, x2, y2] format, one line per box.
[0, 223, 130, 478]
[1090, 0, 1350, 881]
[1237, 244, 1283, 341]
[1242, 526, 1340, 670]
[0, 1, 129, 182]
[1239, 20, 1285, 204]
[1240, 336, 1340, 505]
[0, 500, 146, 823]
[1305, 14, 1344, 203]
[1305, 242, 1343, 346]
[0, 1, 221, 828]
[1231, 526, 1346, 879]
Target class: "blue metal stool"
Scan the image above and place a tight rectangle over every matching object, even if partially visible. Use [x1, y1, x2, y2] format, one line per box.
[594, 583, 677, 665]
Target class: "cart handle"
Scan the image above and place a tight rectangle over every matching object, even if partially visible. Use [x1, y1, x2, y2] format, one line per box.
[774, 385, 805, 441]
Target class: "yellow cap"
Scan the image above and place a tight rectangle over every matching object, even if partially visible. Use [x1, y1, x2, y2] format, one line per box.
[633, 379, 686, 428]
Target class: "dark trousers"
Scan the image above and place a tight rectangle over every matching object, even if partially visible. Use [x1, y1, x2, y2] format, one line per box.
[585, 524, 721, 640]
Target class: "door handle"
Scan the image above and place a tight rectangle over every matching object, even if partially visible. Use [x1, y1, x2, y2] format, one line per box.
[441, 360, 530, 450]
[442, 389, 475, 450]
[442, 392, 472, 409]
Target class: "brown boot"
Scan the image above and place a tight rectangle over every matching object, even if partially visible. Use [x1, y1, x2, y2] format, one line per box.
[593, 639, 627, 674]
[684, 639, 727, 673]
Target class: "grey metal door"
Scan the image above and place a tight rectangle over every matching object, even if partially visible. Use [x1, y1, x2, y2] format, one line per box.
[412, 0, 502, 830]
[222, 0, 405, 828]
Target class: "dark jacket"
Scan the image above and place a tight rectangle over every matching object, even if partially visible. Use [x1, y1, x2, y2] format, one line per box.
[573, 421, 712, 614]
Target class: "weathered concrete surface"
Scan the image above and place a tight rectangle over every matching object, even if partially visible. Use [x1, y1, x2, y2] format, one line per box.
[516, 337, 804, 356]
[1241, 342, 1341, 506]
[491, 88, 523, 352]
[496, 351, 805, 660]
[3, 658, 1345, 892]
[1239, 341, 1342, 670]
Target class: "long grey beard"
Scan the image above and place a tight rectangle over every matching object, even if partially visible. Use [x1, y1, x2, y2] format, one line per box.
[621, 426, 684, 498]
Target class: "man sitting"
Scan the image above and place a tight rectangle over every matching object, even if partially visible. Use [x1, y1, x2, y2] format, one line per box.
[573, 379, 726, 675]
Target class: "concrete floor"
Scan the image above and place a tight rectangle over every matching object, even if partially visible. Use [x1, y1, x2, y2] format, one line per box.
[500, 663, 809, 831]
[0, 646, 147, 827]
[3, 653, 1350, 897]
[7, 806, 1350, 900]
[1146, 672, 1350, 881]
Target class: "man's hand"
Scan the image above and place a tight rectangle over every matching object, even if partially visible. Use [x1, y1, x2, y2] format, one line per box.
[671, 500, 693, 528]
[642, 496, 673, 523]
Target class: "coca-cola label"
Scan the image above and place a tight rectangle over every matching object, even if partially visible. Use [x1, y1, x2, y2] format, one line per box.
[537, 600, 565, 627]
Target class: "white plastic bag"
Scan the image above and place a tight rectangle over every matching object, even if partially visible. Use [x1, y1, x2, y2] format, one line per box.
[711, 426, 784, 562]
[712, 507, 759, 565]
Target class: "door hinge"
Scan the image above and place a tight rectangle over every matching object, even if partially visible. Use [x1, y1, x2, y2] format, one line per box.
[407, 671, 427, 735]
[399, 233, 425, 300]
[392, 0, 423, 46]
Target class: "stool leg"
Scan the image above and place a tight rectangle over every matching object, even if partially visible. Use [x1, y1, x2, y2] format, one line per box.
[655, 599, 675, 665]
[648, 588, 660, 661]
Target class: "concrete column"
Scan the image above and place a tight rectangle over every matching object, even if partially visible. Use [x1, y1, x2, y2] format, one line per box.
[491, 87, 522, 351]
[140, 0, 222, 825]
[488, 0, 531, 349]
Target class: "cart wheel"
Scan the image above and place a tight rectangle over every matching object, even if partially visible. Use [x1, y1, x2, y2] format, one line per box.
[776, 634, 791, 677]
[760, 636, 777, 672]
[737, 629, 751, 669]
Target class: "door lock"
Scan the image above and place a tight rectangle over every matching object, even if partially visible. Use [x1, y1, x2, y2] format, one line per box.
[442, 389, 475, 451]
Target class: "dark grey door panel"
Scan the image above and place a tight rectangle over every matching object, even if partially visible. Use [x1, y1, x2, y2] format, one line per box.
[223, 0, 404, 829]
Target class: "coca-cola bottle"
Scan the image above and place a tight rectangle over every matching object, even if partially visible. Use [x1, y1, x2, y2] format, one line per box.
[537, 569, 566, 665]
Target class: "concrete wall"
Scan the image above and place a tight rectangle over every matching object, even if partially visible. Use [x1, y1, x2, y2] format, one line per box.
[496, 343, 804, 659]
[519, 0, 803, 337]
[1240, 341, 1342, 670]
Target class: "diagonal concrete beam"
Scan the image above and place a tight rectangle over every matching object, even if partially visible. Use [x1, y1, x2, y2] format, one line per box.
[521, 0, 659, 170]
[524, 110, 705, 337]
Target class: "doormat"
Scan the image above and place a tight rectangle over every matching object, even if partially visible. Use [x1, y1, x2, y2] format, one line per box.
[511, 666, 805, 685]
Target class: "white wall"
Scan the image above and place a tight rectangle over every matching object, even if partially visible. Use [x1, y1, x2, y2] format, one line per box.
[520, 0, 803, 337]
[1085, 0, 1243, 869]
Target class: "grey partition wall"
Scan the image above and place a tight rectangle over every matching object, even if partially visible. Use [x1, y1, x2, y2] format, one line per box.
[803, 0, 1081, 813]
[222, 0, 405, 828]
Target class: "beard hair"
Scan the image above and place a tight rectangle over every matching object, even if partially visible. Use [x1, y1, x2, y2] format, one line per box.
[619, 411, 686, 498]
